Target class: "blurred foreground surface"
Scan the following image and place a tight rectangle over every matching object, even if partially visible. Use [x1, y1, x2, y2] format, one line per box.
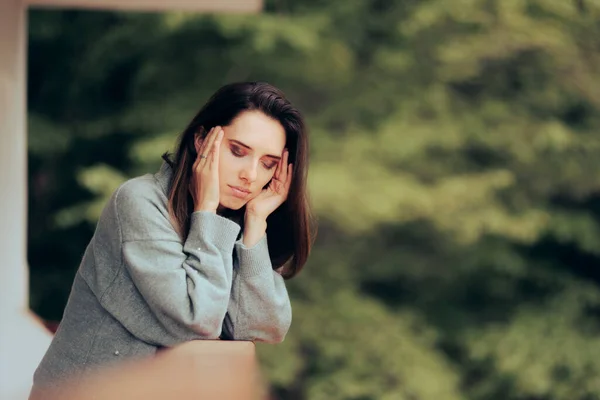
[29, 340, 264, 400]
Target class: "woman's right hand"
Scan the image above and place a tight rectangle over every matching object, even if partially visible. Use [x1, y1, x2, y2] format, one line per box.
[190, 126, 224, 213]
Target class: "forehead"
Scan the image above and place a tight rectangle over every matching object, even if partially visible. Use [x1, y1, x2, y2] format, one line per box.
[225, 111, 286, 154]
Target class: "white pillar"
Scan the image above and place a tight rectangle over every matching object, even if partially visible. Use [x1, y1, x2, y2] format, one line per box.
[0, 1, 53, 399]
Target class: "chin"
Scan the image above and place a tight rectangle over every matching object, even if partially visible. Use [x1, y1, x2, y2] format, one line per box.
[219, 196, 247, 211]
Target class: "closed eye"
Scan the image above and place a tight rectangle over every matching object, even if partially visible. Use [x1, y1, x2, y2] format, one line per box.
[231, 143, 278, 169]
[230, 145, 244, 157]
[262, 161, 278, 170]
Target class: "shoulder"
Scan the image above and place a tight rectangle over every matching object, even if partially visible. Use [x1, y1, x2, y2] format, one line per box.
[110, 173, 176, 241]
[114, 174, 165, 210]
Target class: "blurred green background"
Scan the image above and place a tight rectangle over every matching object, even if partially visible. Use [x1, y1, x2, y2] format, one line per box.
[27, 1, 600, 399]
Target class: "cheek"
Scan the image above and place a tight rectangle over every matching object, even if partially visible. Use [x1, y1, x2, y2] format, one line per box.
[218, 147, 235, 179]
[258, 169, 276, 188]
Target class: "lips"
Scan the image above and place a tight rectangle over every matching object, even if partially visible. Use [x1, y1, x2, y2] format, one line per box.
[228, 185, 251, 199]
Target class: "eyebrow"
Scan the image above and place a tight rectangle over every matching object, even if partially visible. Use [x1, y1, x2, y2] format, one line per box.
[229, 139, 282, 160]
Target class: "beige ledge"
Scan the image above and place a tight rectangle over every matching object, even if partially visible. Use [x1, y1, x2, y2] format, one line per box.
[30, 340, 266, 400]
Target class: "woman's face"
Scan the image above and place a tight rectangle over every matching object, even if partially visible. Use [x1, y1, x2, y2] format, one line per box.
[217, 110, 286, 211]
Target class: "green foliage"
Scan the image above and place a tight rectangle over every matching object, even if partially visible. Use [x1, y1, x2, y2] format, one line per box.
[28, 1, 600, 398]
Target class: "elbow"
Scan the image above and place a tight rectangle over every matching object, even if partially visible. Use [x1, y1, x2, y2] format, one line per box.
[259, 326, 289, 344]
[270, 309, 292, 343]
[273, 316, 292, 343]
[190, 318, 223, 339]
[265, 330, 287, 344]
[187, 301, 229, 339]
[232, 314, 291, 344]
[258, 306, 292, 344]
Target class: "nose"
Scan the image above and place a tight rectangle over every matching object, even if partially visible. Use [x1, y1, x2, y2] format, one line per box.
[239, 159, 258, 183]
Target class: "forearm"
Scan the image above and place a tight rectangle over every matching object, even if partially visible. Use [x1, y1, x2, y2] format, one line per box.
[110, 211, 240, 346]
[223, 235, 292, 343]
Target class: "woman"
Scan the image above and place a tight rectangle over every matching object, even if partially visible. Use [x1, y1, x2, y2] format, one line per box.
[30, 81, 315, 392]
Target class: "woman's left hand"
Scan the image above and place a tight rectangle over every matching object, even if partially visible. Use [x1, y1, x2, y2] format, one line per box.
[245, 149, 292, 220]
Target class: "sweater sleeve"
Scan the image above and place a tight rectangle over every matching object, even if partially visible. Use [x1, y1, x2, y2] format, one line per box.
[222, 234, 292, 343]
[96, 180, 240, 346]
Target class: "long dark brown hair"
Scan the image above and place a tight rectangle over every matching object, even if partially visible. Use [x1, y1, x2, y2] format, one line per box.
[162, 82, 316, 279]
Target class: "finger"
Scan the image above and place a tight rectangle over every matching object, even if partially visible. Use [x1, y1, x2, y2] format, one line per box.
[193, 132, 207, 171]
[281, 149, 290, 182]
[273, 160, 281, 181]
[194, 128, 211, 163]
[272, 155, 281, 181]
[284, 163, 293, 191]
[279, 149, 289, 183]
[197, 127, 214, 153]
[209, 128, 224, 170]
[201, 127, 218, 157]
[274, 149, 286, 181]
[195, 127, 213, 168]
[199, 127, 220, 167]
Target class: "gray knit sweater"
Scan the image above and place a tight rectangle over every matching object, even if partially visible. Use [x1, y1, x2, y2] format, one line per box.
[31, 162, 292, 389]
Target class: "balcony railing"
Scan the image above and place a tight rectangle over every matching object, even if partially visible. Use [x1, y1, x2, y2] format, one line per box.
[29, 340, 265, 400]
